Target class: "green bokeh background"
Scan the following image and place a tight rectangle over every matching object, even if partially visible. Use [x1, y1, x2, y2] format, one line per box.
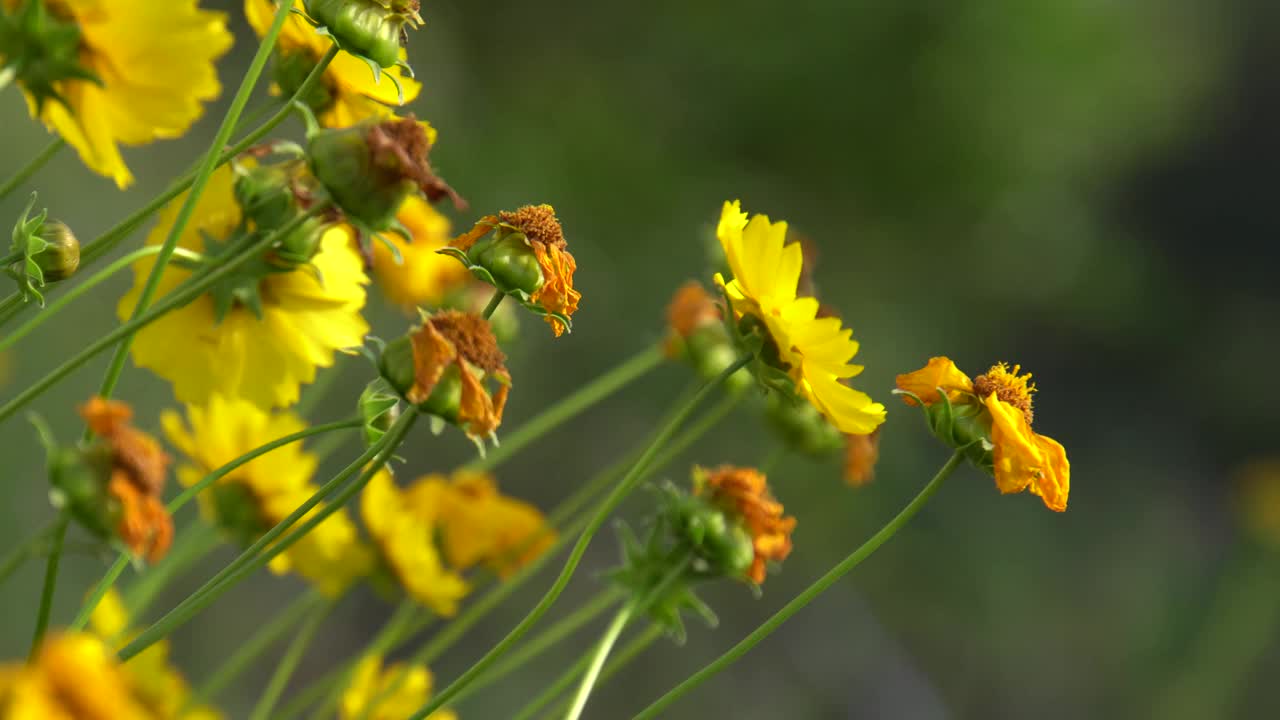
[2, 1, 1278, 718]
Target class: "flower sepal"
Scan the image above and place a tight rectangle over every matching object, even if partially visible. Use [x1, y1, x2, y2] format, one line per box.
[302, 0, 422, 70]
[436, 245, 574, 335]
[7, 193, 79, 306]
[359, 377, 402, 448]
[0, 0, 103, 113]
[896, 387, 995, 472]
[604, 516, 719, 644]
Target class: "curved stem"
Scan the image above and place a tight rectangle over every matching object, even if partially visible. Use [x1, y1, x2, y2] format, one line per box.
[631, 449, 966, 720]
[409, 355, 751, 720]
[0, 246, 203, 350]
[564, 603, 634, 720]
[28, 511, 69, 661]
[0, 138, 64, 202]
[515, 626, 662, 720]
[481, 288, 505, 319]
[463, 344, 666, 474]
[122, 522, 221, 618]
[0, 204, 327, 426]
[0, 520, 58, 589]
[68, 416, 361, 630]
[248, 595, 336, 720]
[90, 0, 298, 411]
[117, 408, 418, 661]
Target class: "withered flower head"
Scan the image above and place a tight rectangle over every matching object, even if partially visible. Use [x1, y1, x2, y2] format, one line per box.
[696, 465, 796, 584]
[844, 428, 881, 487]
[666, 281, 722, 346]
[366, 116, 462, 208]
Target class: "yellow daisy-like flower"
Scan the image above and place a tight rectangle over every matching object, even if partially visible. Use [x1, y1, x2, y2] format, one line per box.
[361, 469, 471, 616]
[896, 357, 1071, 511]
[0, 632, 150, 719]
[244, 0, 421, 128]
[404, 469, 556, 579]
[4, 0, 232, 188]
[88, 589, 224, 720]
[714, 200, 885, 436]
[340, 655, 456, 720]
[119, 165, 370, 409]
[162, 395, 372, 597]
[371, 195, 470, 310]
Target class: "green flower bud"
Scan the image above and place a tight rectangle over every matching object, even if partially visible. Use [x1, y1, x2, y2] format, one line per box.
[766, 393, 845, 457]
[234, 164, 297, 231]
[271, 216, 328, 269]
[359, 378, 401, 448]
[32, 220, 79, 282]
[304, 0, 420, 68]
[683, 325, 752, 394]
[47, 446, 115, 541]
[274, 48, 334, 114]
[926, 398, 995, 471]
[377, 334, 416, 398]
[689, 507, 755, 579]
[0, 0, 102, 113]
[467, 231, 545, 296]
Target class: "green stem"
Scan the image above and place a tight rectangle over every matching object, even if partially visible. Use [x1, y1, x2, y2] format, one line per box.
[0, 204, 328, 426]
[564, 602, 635, 720]
[0, 246, 204, 350]
[122, 522, 221, 619]
[68, 416, 361, 630]
[0, 138, 64, 202]
[117, 408, 417, 662]
[436, 590, 623, 712]
[630, 450, 966, 720]
[481, 288, 505, 319]
[248, 595, 337, 720]
[409, 354, 751, 720]
[0, 251, 21, 267]
[90, 0, 297, 412]
[189, 590, 324, 707]
[28, 511, 69, 661]
[0, 520, 57, 589]
[463, 344, 666, 474]
[515, 626, 662, 720]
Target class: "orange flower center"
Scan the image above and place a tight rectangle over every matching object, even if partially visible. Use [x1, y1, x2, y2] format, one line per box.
[973, 362, 1036, 424]
[429, 310, 506, 373]
[499, 204, 566, 248]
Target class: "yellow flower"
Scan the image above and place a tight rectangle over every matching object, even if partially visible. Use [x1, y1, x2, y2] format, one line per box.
[162, 395, 372, 597]
[119, 165, 370, 409]
[405, 470, 556, 578]
[5, 0, 232, 188]
[714, 200, 885, 436]
[696, 465, 796, 585]
[340, 655, 456, 720]
[244, 0, 420, 128]
[371, 195, 470, 310]
[360, 469, 470, 616]
[0, 633, 151, 719]
[87, 589, 224, 720]
[895, 357, 1071, 511]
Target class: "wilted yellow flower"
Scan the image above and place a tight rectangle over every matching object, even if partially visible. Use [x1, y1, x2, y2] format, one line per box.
[714, 200, 885, 436]
[696, 465, 796, 585]
[1, 0, 232, 188]
[119, 165, 369, 409]
[896, 357, 1070, 512]
[361, 469, 470, 616]
[162, 395, 372, 596]
[0, 632, 150, 719]
[244, 0, 420, 128]
[405, 470, 556, 578]
[340, 655, 456, 720]
[371, 195, 470, 310]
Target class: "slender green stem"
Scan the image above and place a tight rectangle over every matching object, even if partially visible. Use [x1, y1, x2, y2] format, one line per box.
[434, 590, 623, 712]
[564, 603, 634, 720]
[409, 355, 751, 720]
[28, 512, 69, 661]
[68, 417, 360, 630]
[189, 591, 325, 707]
[0, 251, 21, 267]
[0, 294, 22, 326]
[0, 205, 327, 426]
[631, 450, 967, 720]
[91, 0, 296, 410]
[481, 288, 505, 319]
[0, 520, 57, 589]
[309, 599, 423, 720]
[248, 595, 336, 720]
[515, 626, 662, 720]
[117, 409, 417, 661]
[463, 344, 666, 474]
[0, 246, 204, 350]
[123, 522, 221, 619]
[0, 138, 64, 202]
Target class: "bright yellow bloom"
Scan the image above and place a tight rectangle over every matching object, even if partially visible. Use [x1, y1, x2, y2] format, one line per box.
[244, 0, 420, 128]
[895, 357, 1071, 511]
[405, 470, 556, 578]
[371, 195, 470, 310]
[7, 0, 232, 188]
[714, 200, 885, 435]
[162, 395, 372, 596]
[340, 655, 456, 720]
[0, 633, 150, 719]
[119, 166, 370, 409]
[361, 469, 470, 616]
[88, 589, 224, 720]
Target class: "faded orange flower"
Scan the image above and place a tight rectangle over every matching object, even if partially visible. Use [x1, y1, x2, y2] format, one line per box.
[844, 428, 881, 487]
[406, 311, 511, 441]
[697, 465, 796, 584]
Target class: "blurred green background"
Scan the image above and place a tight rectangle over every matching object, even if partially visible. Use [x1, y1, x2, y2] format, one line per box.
[3, 1, 1279, 718]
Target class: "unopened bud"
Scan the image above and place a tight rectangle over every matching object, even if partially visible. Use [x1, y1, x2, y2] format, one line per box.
[33, 221, 79, 282]
[466, 232, 544, 296]
[304, 0, 421, 68]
